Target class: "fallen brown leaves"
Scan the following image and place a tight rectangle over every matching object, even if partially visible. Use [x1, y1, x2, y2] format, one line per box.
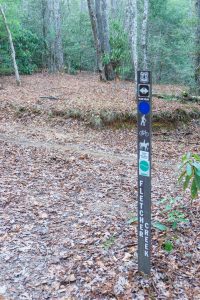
[0, 73, 199, 299]
[0, 72, 199, 116]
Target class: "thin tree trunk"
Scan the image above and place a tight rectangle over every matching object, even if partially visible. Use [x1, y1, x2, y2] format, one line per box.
[141, 0, 149, 70]
[101, 0, 114, 80]
[95, 0, 104, 50]
[101, 0, 110, 54]
[0, 5, 21, 86]
[155, 31, 163, 82]
[128, 0, 138, 82]
[79, 0, 87, 71]
[189, 0, 194, 18]
[124, 0, 130, 31]
[46, 0, 64, 73]
[110, 0, 117, 18]
[46, 0, 54, 71]
[87, 0, 106, 80]
[42, 0, 48, 69]
[80, 0, 87, 12]
[54, 0, 64, 71]
[195, 0, 200, 95]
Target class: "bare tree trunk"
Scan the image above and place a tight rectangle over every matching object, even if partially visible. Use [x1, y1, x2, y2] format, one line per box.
[45, 0, 53, 71]
[54, 0, 64, 71]
[155, 31, 163, 82]
[110, 0, 117, 17]
[88, 0, 114, 80]
[79, 0, 88, 71]
[95, 0, 104, 50]
[128, 0, 138, 82]
[189, 0, 194, 18]
[42, 0, 48, 69]
[141, 0, 149, 70]
[87, 0, 106, 80]
[0, 5, 21, 86]
[80, 0, 87, 12]
[124, 0, 130, 31]
[195, 0, 200, 95]
[101, 0, 115, 80]
[45, 0, 64, 73]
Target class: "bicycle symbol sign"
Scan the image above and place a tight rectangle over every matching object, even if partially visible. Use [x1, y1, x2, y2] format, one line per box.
[139, 130, 149, 137]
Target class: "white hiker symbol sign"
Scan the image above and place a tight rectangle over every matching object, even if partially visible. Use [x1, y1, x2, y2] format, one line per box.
[140, 140, 149, 151]
[141, 115, 147, 126]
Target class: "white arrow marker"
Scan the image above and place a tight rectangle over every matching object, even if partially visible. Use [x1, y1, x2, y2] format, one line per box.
[140, 87, 149, 94]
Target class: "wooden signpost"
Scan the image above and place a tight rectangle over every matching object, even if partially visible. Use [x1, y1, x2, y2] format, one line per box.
[137, 71, 152, 275]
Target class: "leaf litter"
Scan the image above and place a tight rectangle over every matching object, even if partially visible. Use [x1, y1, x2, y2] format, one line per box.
[0, 73, 199, 299]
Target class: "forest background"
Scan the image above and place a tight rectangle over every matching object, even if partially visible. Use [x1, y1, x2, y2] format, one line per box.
[0, 0, 199, 94]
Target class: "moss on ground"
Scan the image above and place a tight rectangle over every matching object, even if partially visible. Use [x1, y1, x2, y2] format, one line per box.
[10, 103, 200, 130]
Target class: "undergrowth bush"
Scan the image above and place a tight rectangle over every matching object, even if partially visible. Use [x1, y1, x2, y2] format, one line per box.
[0, 26, 41, 75]
[178, 153, 200, 201]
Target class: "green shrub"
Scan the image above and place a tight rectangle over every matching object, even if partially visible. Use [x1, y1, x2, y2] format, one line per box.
[178, 153, 200, 201]
[153, 196, 189, 231]
[14, 28, 41, 74]
[110, 20, 132, 79]
[0, 24, 42, 75]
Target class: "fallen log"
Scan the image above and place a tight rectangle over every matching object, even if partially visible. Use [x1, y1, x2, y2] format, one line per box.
[152, 93, 200, 103]
[40, 96, 59, 100]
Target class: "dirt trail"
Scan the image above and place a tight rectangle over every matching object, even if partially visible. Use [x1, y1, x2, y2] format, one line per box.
[0, 132, 135, 163]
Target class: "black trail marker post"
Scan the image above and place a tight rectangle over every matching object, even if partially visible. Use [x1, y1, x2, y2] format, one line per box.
[137, 71, 152, 275]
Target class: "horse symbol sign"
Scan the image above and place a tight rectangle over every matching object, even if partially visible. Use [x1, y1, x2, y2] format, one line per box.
[140, 140, 149, 151]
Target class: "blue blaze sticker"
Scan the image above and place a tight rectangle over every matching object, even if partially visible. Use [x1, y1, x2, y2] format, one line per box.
[139, 101, 150, 115]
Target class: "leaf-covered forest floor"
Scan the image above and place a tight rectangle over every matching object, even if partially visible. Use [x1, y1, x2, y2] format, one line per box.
[0, 73, 199, 299]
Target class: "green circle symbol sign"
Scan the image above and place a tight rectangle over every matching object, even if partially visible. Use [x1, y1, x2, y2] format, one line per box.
[140, 160, 149, 172]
